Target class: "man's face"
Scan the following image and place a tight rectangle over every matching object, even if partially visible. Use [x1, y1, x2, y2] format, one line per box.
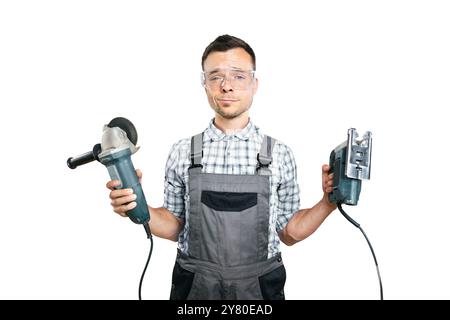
[202, 48, 258, 120]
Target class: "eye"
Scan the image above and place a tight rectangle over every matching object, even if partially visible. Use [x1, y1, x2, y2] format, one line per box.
[233, 74, 247, 81]
[209, 75, 223, 82]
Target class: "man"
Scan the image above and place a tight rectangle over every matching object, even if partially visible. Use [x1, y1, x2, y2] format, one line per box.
[107, 35, 336, 300]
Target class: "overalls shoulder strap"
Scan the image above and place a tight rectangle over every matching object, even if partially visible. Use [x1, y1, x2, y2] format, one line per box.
[189, 132, 203, 171]
[189, 132, 275, 175]
[257, 135, 276, 176]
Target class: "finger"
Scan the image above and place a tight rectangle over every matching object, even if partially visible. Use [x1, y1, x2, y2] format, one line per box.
[325, 187, 333, 193]
[109, 188, 134, 200]
[106, 180, 121, 190]
[114, 202, 137, 216]
[136, 169, 143, 184]
[114, 210, 128, 217]
[327, 180, 333, 187]
[322, 164, 330, 173]
[111, 194, 137, 207]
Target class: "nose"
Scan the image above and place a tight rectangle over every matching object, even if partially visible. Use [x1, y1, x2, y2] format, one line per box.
[221, 77, 233, 93]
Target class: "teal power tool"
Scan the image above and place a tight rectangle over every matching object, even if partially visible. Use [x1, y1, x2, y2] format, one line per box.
[67, 117, 153, 299]
[329, 128, 372, 205]
[328, 128, 383, 300]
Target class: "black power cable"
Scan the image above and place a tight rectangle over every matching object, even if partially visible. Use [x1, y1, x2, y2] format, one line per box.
[139, 224, 154, 300]
[337, 203, 383, 300]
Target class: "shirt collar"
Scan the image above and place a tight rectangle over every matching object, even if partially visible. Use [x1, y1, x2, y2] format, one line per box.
[205, 118, 257, 141]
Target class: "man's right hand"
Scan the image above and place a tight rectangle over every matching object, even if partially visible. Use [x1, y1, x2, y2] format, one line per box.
[106, 169, 143, 217]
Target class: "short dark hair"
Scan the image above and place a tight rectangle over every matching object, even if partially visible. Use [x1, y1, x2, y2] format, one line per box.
[201, 34, 256, 70]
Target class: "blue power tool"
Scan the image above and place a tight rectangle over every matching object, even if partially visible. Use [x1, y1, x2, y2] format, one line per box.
[328, 128, 383, 300]
[328, 128, 372, 205]
[67, 117, 153, 300]
[67, 117, 151, 238]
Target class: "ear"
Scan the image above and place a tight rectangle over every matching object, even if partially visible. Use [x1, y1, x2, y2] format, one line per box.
[252, 77, 259, 95]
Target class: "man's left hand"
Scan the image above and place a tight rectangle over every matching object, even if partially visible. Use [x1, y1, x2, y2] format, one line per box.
[321, 164, 337, 208]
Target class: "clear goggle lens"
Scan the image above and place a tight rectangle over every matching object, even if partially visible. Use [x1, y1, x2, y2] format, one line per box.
[201, 69, 255, 90]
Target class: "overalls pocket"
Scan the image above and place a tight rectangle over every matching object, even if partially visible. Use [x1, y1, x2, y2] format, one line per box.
[258, 265, 286, 300]
[200, 190, 259, 266]
[169, 262, 195, 300]
[201, 191, 257, 211]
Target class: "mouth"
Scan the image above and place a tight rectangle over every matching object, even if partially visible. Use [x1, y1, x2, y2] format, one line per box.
[217, 98, 239, 103]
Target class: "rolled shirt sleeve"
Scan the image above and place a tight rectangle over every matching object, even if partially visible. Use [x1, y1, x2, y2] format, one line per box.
[275, 144, 301, 232]
[163, 143, 187, 219]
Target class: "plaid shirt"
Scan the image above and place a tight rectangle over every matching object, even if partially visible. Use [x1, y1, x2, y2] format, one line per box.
[163, 119, 300, 258]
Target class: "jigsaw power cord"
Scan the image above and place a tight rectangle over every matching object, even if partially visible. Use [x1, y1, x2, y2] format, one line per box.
[337, 203, 383, 300]
[139, 224, 153, 300]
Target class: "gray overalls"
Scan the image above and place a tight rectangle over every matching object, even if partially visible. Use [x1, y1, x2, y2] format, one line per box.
[170, 133, 286, 300]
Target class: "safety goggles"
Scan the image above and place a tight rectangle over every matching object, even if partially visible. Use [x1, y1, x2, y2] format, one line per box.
[201, 68, 256, 90]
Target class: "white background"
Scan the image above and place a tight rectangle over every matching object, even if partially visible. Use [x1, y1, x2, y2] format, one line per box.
[0, 0, 449, 300]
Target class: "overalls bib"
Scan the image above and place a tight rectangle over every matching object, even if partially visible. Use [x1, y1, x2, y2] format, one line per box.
[170, 133, 286, 300]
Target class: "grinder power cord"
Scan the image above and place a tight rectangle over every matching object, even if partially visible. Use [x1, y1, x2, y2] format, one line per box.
[328, 128, 383, 300]
[67, 117, 152, 300]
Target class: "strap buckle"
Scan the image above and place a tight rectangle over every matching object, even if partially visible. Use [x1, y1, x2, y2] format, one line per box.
[188, 163, 203, 170]
[189, 150, 203, 169]
[256, 153, 271, 171]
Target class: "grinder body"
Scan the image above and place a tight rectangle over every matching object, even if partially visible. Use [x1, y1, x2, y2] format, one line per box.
[98, 147, 150, 224]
